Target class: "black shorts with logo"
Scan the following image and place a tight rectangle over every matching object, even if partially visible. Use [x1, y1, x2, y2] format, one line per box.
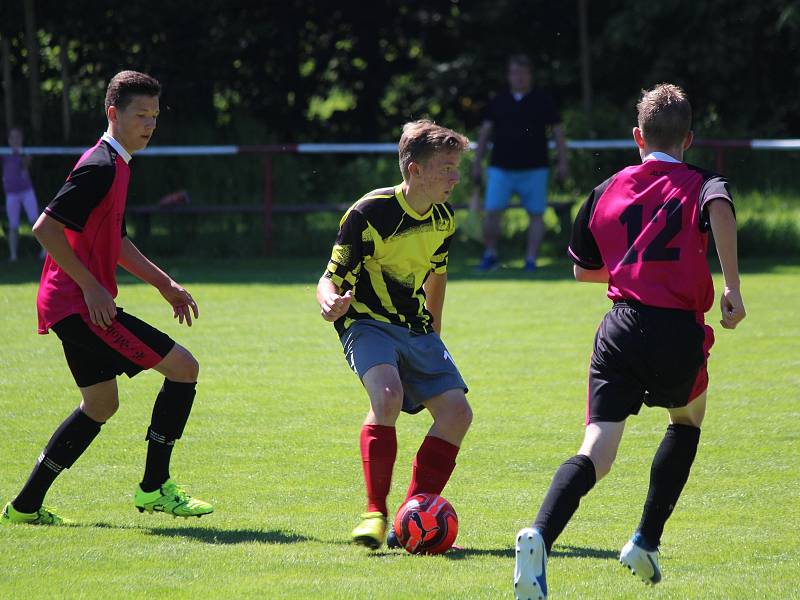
[51, 309, 175, 388]
[586, 299, 708, 424]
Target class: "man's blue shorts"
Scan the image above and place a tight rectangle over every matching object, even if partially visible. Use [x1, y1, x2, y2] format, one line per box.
[485, 166, 550, 215]
[340, 319, 468, 414]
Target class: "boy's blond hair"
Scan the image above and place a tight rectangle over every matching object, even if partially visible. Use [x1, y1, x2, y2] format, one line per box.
[398, 120, 469, 180]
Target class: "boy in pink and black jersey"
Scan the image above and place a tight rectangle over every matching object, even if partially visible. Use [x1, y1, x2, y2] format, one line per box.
[513, 84, 745, 599]
[1, 71, 213, 526]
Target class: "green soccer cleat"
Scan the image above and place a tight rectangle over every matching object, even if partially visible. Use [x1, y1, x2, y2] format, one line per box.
[134, 479, 214, 518]
[351, 511, 387, 550]
[1, 502, 70, 525]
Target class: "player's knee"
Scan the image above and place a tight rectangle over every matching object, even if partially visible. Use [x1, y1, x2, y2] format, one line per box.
[168, 348, 199, 382]
[184, 353, 200, 381]
[452, 399, 473, 432]
[590, 454, 615, 481]
[433, 395, 472, 435]
[81, 395, 119, 422]
[109, 398, 120, 419]
[100, 397, 120, 421]
[372, 384, 403, 419]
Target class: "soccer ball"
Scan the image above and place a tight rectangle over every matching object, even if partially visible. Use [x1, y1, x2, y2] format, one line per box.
[393, 493, 458, 555]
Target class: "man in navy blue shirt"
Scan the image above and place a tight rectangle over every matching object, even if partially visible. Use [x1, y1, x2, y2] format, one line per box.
[472, 54, 568, 271]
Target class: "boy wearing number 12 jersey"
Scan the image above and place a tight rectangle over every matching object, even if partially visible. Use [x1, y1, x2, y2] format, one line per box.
[513, 84, 746, 599]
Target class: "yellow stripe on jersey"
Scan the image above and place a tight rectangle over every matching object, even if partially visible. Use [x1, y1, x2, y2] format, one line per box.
[324, 184, 456, 335]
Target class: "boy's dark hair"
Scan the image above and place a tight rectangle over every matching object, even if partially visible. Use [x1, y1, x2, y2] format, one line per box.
[105, 70, 161, 112]
[508, 54, 531, 69]
[398, 120, 470, 180]
[637, 83, 692, 149]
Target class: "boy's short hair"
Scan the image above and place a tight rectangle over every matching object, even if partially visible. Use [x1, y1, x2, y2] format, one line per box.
[105, 70, 161, 112]
[637, 83, 692, 149]
[398, 120, 470, 180]
[508, 54, 531, 69]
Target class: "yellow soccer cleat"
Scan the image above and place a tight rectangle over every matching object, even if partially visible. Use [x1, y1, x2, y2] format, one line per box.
[134, 479, 214, 518]
[351, 511, 387, 550]
[1, 502, 71, 525]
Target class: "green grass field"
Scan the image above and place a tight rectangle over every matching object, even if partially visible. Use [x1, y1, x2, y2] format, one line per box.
[1, 257, 798, 599]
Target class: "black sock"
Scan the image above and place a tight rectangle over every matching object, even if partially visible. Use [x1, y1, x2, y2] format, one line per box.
[141, 442, 174, 493]
[532, 454, 597, 554]
[636, 424, 701, 549]
[13, 408, 103, 513]
[140, 379, 196, 492]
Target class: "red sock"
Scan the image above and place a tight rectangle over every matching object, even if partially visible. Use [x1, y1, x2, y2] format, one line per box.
[360, 424, 397, 515]
[405, 435, 460, 500]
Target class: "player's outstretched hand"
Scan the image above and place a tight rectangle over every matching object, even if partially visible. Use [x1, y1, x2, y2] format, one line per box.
[320, 290, 353, 322]
[719, 287, 746, 329]
[83, 282, 117, 330]
[159, 280, 199, 327]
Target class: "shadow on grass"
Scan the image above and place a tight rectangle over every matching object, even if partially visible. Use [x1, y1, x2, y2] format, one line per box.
[146, 526, 314, 545]
[443, 546, 515, 560]
[365, 550, 402, 558]
[442, 544, 617, 561]
[550, 544, 618, 560]
[82, 521, 313, 545]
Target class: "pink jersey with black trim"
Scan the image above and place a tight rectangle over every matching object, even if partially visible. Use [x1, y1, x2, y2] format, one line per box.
[37, 137, 130, 333]
[568, 159, 734, 313]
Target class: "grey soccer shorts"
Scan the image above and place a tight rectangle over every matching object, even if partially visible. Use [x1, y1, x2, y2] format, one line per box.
[340, 319, 468, 414]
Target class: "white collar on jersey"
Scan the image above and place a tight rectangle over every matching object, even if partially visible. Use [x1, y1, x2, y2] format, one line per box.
[101, 132, 132, 164]
[643, 151, 681, 163]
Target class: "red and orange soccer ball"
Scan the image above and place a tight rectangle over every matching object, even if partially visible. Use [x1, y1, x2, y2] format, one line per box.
[393, 493, 458, 555]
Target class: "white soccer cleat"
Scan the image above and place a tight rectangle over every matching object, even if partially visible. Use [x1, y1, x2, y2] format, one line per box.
[620, 538, 662, 585]
[514, 527, 547, 600]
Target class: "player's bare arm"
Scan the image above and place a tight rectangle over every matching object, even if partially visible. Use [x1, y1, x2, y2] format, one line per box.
[32, 212, 117, 329]
[574, 263, 610, 283]
[471, 120, 493, 184]
[118, 238, 199, 326]
[423, 271, 447, 335]
[707, 199, 745, 329]
[316, 276, 353, 322]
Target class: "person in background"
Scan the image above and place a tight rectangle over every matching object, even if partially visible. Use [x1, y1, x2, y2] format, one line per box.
[2, 127, 44, 261]
[472, 54, 568, 272]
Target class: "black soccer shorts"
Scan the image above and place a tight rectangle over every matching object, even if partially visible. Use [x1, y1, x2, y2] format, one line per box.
[51, 308, 175, 388]
[586, 299, 713, 424]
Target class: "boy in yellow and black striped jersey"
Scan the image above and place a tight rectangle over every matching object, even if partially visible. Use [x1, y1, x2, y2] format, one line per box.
[316, 120, 472, 550]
